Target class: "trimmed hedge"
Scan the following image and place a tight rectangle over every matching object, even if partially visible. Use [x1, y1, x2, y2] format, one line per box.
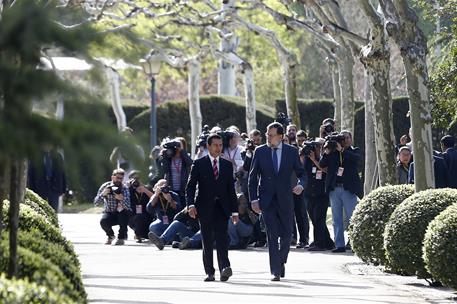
[349, 184, 414, 266]
[0, 273, 75, 304]
[1, 201, 79, 266]
[1, 230, 86, 300]
[0, 241, 85, 303]
[24, 189, 59, 227]
[129, 95, 276, 147]
[423, 203, 457, 289]
[384, 188, 457, 278]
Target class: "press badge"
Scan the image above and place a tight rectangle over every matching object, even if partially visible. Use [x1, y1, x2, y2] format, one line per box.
[337, 167, 344, 176]
[316, 170, 323, 180]
[162, 215, 169, 225]
[136, 205, 142, 214]
[312, 167, 317, 174]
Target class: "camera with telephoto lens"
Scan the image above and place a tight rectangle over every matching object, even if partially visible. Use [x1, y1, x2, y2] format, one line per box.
[160, 185, 170, 194]
[217, 130, 236, 149]
[300, 141, 319, 157]
[196, 125, 210, 148]
[323, 123, 334, 134]
[324, 132, 345, 153]
[109, 185, 123, 195]
[246, 139, 256, 152]
[275, 112, 291, 128]
[162, 140, 181, 158]
[129, 178, 140, 189]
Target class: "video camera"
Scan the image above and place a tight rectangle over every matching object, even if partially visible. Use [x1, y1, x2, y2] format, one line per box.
[162, 139, 181, 158]
[275, 112, 291, 128]
[196, 125, 211, 149]
[246, 139, 256, 152]
[321, 118, 335, 137]
[324, 132, 345, 153]
[109, 184, 123, 195]
[300, 140, 320, 157]
[129, 178, 140, 189]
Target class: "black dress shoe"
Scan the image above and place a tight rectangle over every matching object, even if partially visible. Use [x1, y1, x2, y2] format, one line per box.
[332, 247, 346, 253]
[271, 275, 280, 281]
[308, 246, 326, 252]
[204, 274, 215, 282]
[220, 267, 232, 282]
[280, 264, 285, 278]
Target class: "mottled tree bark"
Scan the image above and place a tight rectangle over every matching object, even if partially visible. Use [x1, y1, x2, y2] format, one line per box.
[218, 0, 238, 96]
[188, 59, 202, 159]
[242, 62, 257, 132]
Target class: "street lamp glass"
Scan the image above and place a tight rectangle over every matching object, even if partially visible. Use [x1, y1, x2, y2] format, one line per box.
[140, 54, 162, 76]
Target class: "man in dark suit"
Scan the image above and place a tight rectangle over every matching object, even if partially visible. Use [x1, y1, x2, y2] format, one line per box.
[248, 122, 307, 281]
[440, 135, 457, 188]
[27, 145, 66, 211]
[186, 133, 238, 282]
[408, 154, 449, 188]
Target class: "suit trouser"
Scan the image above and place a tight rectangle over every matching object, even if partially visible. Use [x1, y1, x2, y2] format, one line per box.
[292, 193, 309, 244]
[262, 195, 293, 276]
[306, 195, 334, 249]
[100, 210, 130, 239]
[199, 202, 230, 275]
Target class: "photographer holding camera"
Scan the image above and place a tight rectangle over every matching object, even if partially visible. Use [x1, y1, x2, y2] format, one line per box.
[319, 118, 336, 138]
[301, 139, 335, 251]
[94, 168, 132, 245]
[319, 130, 362, 253]
[152, 138, 193, 206]
[146, 179, 181, 238]
[127, 171, 154, 243]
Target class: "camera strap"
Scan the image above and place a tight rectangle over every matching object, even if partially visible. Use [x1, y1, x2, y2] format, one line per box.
[159, 196, 170, 211]
[227, 147, 238, 162]
[339, 152, 343, 166]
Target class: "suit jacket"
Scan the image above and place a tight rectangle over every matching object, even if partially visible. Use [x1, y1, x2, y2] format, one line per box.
[408, 155, 449, 188]
[248, 144, 306, 211]
[319, 147, 363, 198]
[442, 147, 457, 188]
[153, 150, 193, 195]
[27, 150, 66, 196]
[186, 155, 237, 220]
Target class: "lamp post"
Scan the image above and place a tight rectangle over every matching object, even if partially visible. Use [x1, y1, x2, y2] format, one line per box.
[140, 53, 162, 150]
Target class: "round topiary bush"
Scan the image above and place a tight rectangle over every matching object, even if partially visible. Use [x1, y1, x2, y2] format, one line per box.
[0, 241, 86, 303]
[1, 201, 79, 266]
[1, 230, 86, 300]
[0, 273, 75, 304]
[349, 184, 414, 266]
[25, 189, 59, 227]
[423, 203, 457, 289]
[384, 188, 457, 278]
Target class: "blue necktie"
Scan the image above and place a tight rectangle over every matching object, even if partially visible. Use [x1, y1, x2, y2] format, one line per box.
[272, 148, 278, 173]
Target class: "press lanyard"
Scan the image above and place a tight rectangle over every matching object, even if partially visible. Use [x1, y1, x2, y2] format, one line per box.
[159, 196, 170, 211]
[227, 147, 238, 162]
[339, 152, 343, 166]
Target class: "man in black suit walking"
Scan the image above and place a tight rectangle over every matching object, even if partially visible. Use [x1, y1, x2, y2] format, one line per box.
[440, 135, 457, 188]
[186, 133, 238, 282]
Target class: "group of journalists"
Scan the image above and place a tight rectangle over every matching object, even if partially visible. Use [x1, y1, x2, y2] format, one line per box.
[94, 115, 457, 253]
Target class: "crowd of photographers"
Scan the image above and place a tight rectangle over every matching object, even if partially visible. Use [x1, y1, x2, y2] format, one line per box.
[94, 115, 457, 252]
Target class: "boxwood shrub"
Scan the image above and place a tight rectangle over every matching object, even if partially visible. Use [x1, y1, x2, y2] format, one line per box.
[1, 201, 78, 266]
[0, 241, 85, 303]
[1, 230, 86, 300]
[423, 203, 457, 289]
[384, 188, 457, 278]
[24, 189, 59, 227]
[349, 184, 414, 266]
[0, 273, 75, 304]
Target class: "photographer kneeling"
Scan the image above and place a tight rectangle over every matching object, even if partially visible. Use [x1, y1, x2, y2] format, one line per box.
[319, 131, 362, 253]
[94, 168, 131, 245]
[127, 171, 154, 243]
[301, 140, 335, 251]
[146, 179, 181, 240]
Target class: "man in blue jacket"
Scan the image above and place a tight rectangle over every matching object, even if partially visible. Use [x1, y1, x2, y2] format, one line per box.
[248, 122, 307, 281]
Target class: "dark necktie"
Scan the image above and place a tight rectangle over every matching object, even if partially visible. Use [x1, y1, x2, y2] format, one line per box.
[272, 148, 278, 173]
[213, 158, 219, 180]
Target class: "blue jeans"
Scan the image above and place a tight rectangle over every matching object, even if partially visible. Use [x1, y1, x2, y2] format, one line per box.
[329, 186, 358, 248]
[149, 219, 169, 236]
[161, 220, 194, 243]
[228, 219, 253, 246]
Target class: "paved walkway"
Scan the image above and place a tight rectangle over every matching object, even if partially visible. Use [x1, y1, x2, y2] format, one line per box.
[60, 214, 456, 304]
